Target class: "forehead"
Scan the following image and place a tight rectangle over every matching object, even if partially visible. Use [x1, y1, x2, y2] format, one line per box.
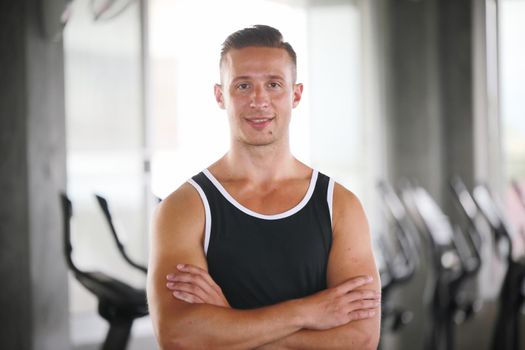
[220, 47, 294, 81]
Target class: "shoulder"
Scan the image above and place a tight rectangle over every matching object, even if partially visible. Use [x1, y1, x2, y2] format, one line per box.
[330, 181, 369, 238]
[148, 181, 208, 280]
[152, 181, 205, 242]
[159, 180, 202, 211]
[325, 181, 379, 290]
[332, 182, 363, 211]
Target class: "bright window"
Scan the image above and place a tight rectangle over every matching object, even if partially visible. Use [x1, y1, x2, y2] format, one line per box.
[500, 0, 525, 248]
[149, 0, 310, 197]
[149, 1, 372, 210]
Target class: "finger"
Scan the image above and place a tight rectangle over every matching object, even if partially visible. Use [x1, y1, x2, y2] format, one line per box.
[177, 264, 224, 295]
[168, 272, 218, 295]
[168, 281, 230, 308]
[348, 308, 377, 322]
[335, 275, 373, 295]
[167, 281, 210, 301]
[167, 275, 217, 303]
[343, 289, 381, 303]
[345, 298, 381, 313]
[177, 263, 206, 273]
[172, 290, 205, 304]
[166, 264, 206, 280]
[168, 269, 226, 304]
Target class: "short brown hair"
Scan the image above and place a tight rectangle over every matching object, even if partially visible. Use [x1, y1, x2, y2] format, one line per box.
[220, 25, 297, 80]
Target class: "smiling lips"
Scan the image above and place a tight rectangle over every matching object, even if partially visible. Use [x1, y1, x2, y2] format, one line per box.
[245, 116, 275, 130]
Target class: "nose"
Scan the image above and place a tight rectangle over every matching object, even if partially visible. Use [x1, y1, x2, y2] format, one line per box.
[249, 85, 269, 109]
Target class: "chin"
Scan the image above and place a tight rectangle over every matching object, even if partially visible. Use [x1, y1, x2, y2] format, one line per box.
[238, 137, 277, 147]
[247, 140, 276, 147]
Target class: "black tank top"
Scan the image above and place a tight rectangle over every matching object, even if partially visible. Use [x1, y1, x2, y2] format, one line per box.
[189, 169, 334, 309]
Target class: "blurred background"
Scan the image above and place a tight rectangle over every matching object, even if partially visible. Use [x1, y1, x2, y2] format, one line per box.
[1, 0, 524, 349]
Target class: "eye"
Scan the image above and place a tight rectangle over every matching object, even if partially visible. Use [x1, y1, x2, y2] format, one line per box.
[237, 83, 250, 90]
[268, 82, 282, 89]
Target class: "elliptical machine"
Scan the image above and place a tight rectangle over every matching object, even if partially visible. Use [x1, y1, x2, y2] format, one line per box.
[376, 181, 420, 332]
[401, 184, 482, 350]
[60, 194, 148, 350]
[471, 184, 525, 350]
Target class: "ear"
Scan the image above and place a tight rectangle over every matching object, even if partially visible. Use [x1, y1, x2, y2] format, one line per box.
[292, 83, 303, 108]
[214, 84, 225, 109]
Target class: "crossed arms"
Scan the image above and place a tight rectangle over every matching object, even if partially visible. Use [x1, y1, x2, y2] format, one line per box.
[147, 182, 381, 350]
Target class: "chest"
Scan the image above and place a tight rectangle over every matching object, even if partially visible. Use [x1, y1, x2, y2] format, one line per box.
[210, 212, 330, 267]
[206, 209, 332, 308]
[193, 170, 333, 308]
[220, 179, 310, 215]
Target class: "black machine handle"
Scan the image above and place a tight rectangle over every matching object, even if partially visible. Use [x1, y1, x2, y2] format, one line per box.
[60, 193, 98, 281]
[94, 194, 148, 274]
[377, 181, 419, 277]
[472, 185, 517, 262]
[451, 225, 481, 276]
[401, 184, 464, 277]
[61, 193, 81, 275]
[448, 177, 483, 272]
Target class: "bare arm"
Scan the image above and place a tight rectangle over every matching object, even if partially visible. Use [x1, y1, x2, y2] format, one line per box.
[147, 183, 378, 350]
[255, 183, 382, 350]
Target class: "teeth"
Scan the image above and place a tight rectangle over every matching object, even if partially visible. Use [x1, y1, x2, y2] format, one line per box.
[252, 119, 269, 123]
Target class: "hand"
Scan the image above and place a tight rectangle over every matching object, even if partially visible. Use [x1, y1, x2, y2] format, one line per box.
[299, 275, 380, 330]
[166, 264, 231, 308]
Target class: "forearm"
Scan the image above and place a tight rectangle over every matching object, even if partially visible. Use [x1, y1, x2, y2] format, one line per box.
[159, 264, 380, 350]
[256, 318, 381, 350]
[155, 299, 304, 350]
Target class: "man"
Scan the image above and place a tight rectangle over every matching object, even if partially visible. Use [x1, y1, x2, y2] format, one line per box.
[147, 25, 381, 349]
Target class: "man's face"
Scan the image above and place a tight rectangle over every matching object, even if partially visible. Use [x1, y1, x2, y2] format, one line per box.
[214, 46, 303, 148]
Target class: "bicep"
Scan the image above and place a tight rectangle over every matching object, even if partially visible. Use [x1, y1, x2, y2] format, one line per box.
[146, 183, 208, 339]
[327, 183, 380, 290]
[326, 183, 381, 343]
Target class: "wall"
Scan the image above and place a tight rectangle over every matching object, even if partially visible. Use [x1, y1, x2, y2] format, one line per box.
[0, 0, 69, 349]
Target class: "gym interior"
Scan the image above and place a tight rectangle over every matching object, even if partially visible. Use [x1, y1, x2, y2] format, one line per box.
[1, 0, 524, 349]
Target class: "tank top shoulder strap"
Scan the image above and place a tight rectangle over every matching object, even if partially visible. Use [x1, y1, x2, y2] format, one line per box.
[187, 172, 215, 254]
[189, 171, 214, 196]
[312, 171, 335, 226]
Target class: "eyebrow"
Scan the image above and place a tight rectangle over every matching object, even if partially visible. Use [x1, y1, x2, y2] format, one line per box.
[231, 74, 286, 83]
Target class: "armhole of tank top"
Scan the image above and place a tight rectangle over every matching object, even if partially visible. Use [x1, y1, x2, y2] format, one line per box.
[187, 179, 212, 256]
[327, 178, 335, 227]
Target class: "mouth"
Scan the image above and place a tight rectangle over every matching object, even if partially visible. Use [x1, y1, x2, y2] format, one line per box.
[249, 118, 273, 123]
[245, 116, 275, 130]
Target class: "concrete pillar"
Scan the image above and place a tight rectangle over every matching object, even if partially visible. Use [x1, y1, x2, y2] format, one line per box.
[385, 0, 445, 201]
[0, 0, 69, 349]
[438, 0, 476, 216]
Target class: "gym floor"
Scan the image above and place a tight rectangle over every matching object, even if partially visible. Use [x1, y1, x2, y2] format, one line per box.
[71, 313, 158, 350]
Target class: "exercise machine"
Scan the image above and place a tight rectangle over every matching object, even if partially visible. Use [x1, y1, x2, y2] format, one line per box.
[448, 176, 484, 269]
[94, 194, 148, 273]
[472, 184, 525, 350]
[376, 181, 419, 344]
[401, 184, 481, 350]
[60, 194, 148, 350]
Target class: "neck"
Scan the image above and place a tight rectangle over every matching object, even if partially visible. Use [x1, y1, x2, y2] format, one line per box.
[220, 138, 298, 182]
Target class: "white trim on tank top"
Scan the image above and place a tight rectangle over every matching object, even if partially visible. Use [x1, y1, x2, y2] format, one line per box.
[203, 168, 319, 221]
[327, 178, 335, 225]
[187, 179, 212, 255]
